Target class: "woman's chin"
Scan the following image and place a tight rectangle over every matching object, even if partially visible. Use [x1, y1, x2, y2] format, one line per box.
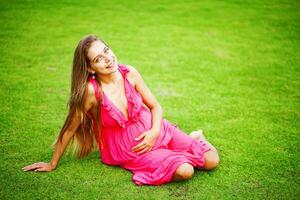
[107, 65, 117, 73]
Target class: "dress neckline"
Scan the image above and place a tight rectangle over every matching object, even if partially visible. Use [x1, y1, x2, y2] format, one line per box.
[101, 66, 129, 121]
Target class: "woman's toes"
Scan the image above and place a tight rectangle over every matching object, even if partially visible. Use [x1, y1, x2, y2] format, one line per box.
[189, 131, 199, 140]
[196, 129, 205, 140]
[190, 129, 206, 141]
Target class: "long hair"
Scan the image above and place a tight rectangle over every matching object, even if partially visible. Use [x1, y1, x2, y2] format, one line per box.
[51, 34, 107, 159]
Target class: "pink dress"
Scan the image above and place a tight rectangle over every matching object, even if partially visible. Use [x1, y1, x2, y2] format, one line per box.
[87, 63, 211, 186]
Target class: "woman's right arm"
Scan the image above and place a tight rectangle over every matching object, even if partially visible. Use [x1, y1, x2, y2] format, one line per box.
[49, 109, 82, 170]
[22, 83, 97, 172]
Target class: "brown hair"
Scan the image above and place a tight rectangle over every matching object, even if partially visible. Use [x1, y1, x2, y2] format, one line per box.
[51, 34, 107, 159]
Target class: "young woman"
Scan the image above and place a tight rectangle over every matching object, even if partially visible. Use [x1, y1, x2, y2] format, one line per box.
[22, 34, 220, 186]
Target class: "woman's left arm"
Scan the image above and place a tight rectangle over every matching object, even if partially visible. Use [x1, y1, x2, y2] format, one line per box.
[128, 65, 163, 154]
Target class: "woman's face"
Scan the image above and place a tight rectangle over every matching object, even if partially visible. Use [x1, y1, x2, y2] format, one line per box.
[87, 40, 118, 75]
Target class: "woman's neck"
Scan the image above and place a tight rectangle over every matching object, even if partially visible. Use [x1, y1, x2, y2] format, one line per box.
[96, 70, 121, 85]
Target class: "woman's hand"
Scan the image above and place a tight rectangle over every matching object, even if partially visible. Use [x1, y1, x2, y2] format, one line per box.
[132, 129, 160, 155]
[22, 162, 56, 172]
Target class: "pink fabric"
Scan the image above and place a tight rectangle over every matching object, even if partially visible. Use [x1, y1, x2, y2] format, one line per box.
[87, 63, 211, 186]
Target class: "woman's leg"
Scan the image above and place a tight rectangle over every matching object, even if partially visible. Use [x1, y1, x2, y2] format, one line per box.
[166, 128, 196, 181]
[168, 127, 219, 182]
[190, 130, 220, 170]
[172, 163, 194, 181]
[203, 150, 220, 170]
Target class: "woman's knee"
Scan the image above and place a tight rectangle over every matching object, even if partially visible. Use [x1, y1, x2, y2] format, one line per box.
[174, 163, 194, 180]
[203, 150, 220, 170]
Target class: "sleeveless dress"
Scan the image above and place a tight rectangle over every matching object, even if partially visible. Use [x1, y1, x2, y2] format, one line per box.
[86, 63, 211, 186]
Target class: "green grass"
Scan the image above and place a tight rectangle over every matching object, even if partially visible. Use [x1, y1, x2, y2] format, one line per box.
[1, 0, 299, 199]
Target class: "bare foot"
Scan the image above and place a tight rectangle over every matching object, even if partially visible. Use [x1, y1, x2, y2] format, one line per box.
[189, 129, 206, 141]
[190, 130, 218, 153]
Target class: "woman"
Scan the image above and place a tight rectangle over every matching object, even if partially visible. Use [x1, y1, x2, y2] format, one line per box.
[22, 34, 220, 186]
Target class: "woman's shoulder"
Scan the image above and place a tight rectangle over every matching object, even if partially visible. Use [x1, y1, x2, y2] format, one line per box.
[125, 64, 136, 72]
[84, 80, 99, 111]
[123, 64, 142, 86]
[87, 81, 98, 97]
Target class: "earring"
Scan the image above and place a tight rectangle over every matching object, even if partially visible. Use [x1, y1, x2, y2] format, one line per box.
[92, 72, 96, 79]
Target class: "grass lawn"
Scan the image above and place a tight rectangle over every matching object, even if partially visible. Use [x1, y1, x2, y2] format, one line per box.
[0, 0, 299, 199]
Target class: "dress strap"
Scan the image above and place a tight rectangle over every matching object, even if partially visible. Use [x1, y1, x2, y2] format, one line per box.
[118, 63, 130, 77]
